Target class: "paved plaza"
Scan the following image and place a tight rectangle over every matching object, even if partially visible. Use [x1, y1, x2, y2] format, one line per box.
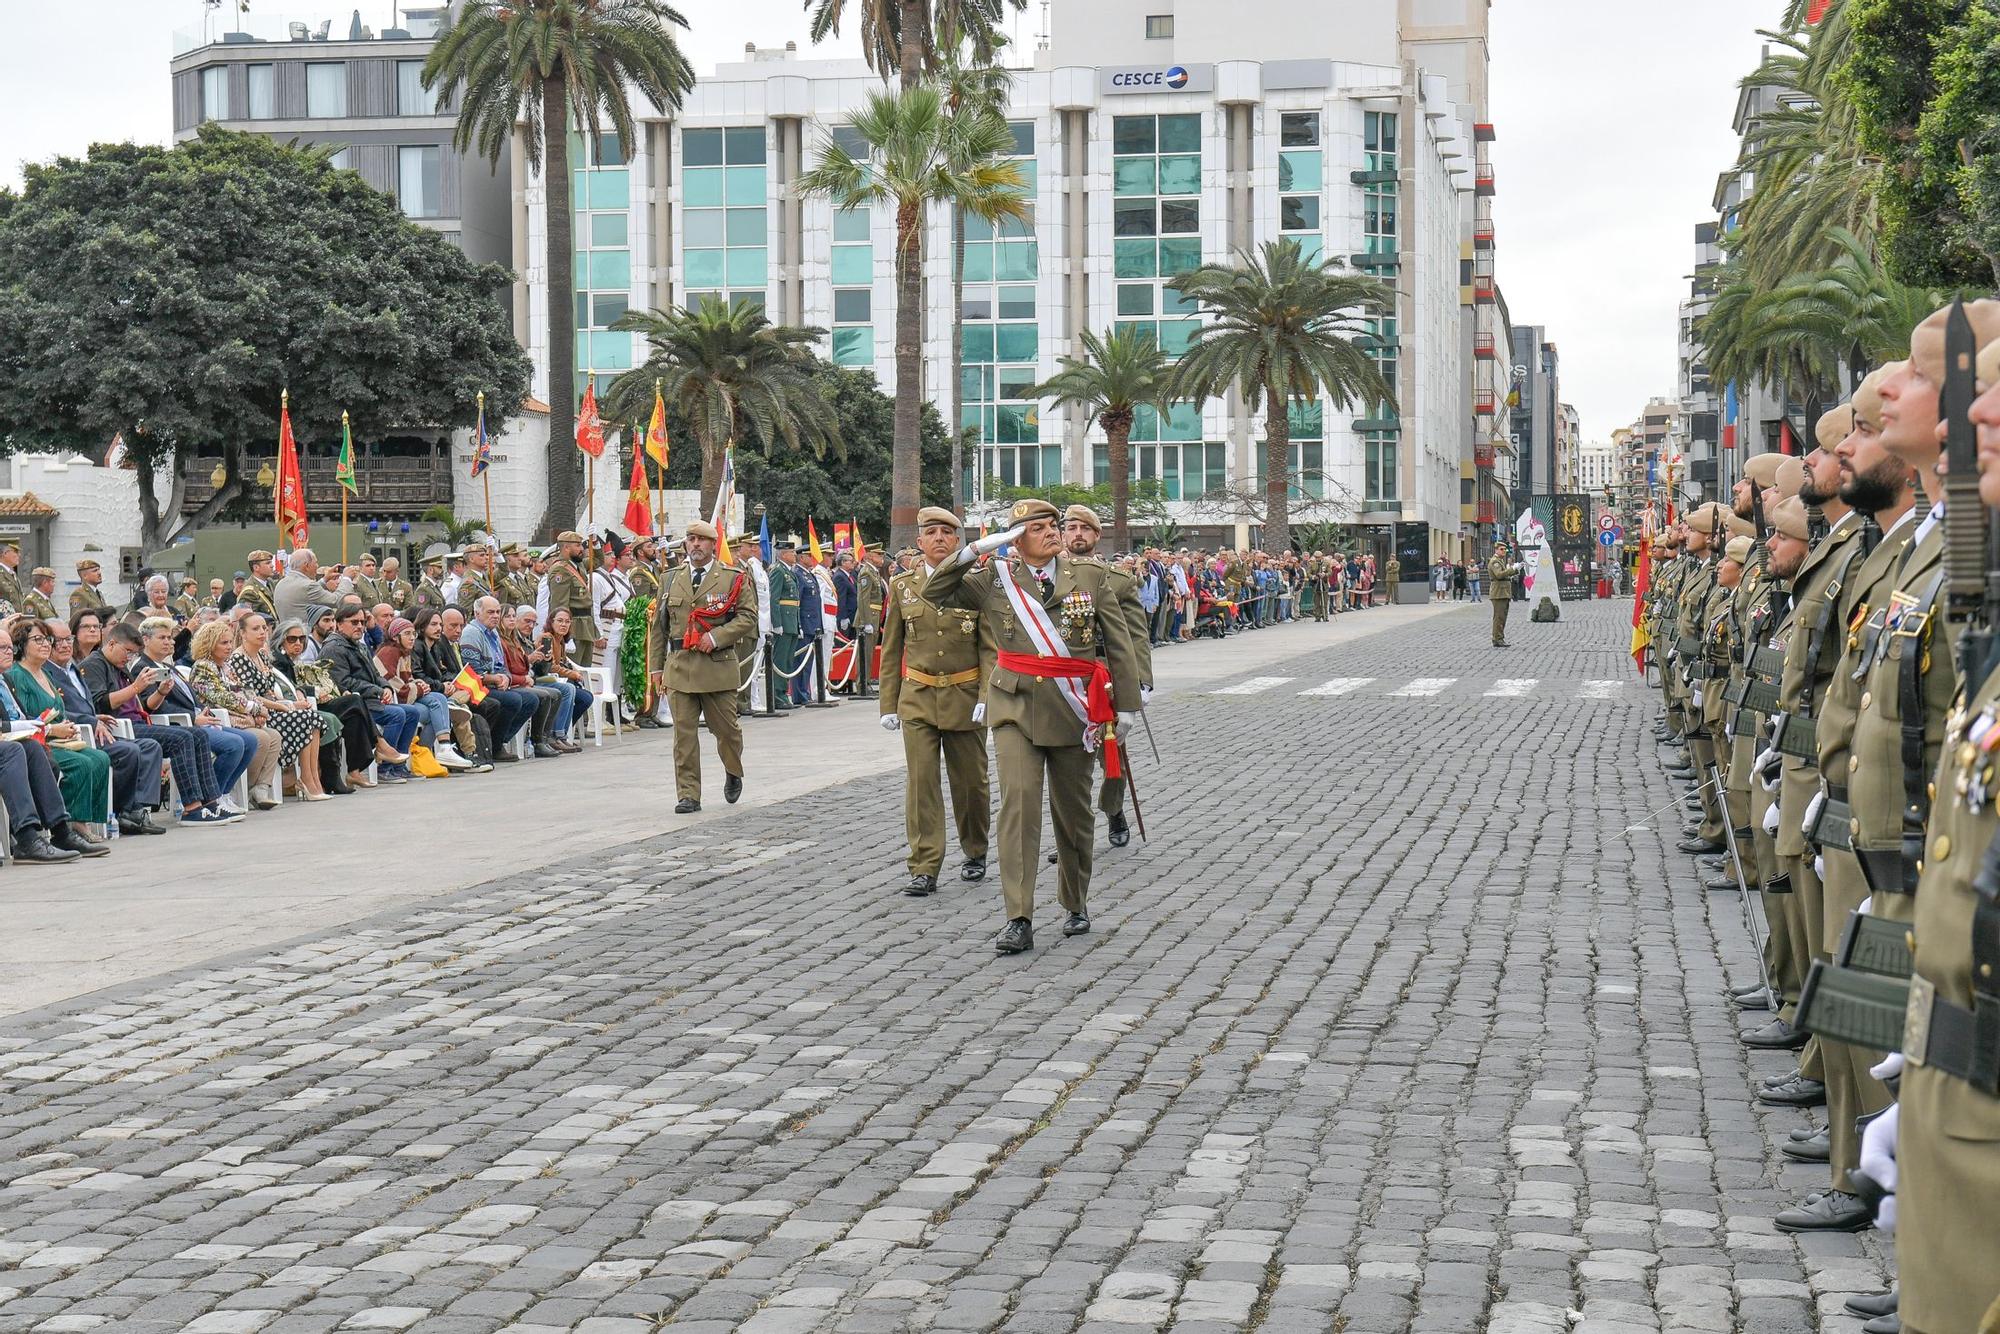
[0, 600, 1890, 1333]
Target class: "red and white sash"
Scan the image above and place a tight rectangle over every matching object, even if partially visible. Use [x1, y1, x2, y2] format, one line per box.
[994, 558, 1115, 758]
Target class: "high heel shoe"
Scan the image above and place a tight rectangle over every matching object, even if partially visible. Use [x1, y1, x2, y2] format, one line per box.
[302, 791, 332, 802]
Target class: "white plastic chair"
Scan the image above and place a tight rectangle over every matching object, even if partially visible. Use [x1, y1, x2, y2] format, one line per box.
[206, 709, 261, 809]
[578, 666, 619, 746]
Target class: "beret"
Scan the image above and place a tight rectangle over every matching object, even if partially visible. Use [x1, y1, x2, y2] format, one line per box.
[1010, 498, 1060, 524]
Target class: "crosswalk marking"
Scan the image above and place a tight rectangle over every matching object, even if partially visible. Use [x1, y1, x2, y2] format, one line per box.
[1390, 677, 1457, 697]
[1299, 677, 1375, 697]
[1214, 676, 1295, 696]
[1484, 679, 1537, 697]
[1580, 679, 1623, 699]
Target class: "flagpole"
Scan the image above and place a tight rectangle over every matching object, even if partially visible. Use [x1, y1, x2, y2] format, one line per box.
[477, 391, 493, 546]
[277, 388, 287, 551]
[339, 411, 350, 566]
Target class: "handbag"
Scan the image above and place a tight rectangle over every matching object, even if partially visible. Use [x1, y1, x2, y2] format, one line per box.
[406, 742, 449, 779]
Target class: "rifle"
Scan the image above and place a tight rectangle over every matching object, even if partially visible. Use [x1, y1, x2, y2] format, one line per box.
[1943, 299, 1999, 687]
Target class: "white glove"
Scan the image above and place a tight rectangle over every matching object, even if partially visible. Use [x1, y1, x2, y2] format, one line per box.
[1757, 761, 1781, 794]
[1858, 896, 1873, 916]
[969, 524, 1023, 558]
[878, 715, 900, 733]
[1857, 1103, 1899, 1234]
[1692, 688, 1704, 708]
[1814, 854, 1825, 880]
[1761, 804, 1780, 836]
[1140, 685, 1153, 705]
[971, 703, 985, 724]
[1117, 711, 1139, 728]
[1870, 1051, 1904, 1083]
[1803, 789, 1825, 836]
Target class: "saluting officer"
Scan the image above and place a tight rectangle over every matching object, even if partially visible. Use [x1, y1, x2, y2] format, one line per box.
[648, 519, 757, 813]
[1059, 504, 1153, 847]
[879, 506, 994, 897]
[545, 531, 599, 666]
[922, 497, 1142, 955]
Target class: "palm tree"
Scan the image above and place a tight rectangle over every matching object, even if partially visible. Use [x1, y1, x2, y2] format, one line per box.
[799, 86, 1027, 549]
[605, 297, 839, 512]
[1030, 327, 1174, 552]
[423, 0, 695, 539]
[419, 505, 491, 550]
[804, 0, 1023, 88]
[1167, 240, 1392, 557]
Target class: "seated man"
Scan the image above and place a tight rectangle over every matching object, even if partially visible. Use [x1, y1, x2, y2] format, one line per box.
[0, 730, 87, 862]
[44, 616, 166, 835]
[83, 622, 238, 825]
[318, 603, 419, 783]
[455, 597, 542, 756]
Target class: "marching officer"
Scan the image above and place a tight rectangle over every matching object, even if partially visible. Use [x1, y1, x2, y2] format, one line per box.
[237, 551, 278, 620]
[545, 532, 599, 666]
[67, 559, 108, 618]
[648, 519, 757, 813]
[1487, 542, 1523, 646]
[1060, 504, 1153, 848]
[922, 497, 1142, 955]
[879, 506, 994, 897]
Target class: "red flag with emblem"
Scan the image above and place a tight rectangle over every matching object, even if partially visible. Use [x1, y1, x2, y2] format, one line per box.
[276, 395, 308, 548]
[575, 381, 606, 458]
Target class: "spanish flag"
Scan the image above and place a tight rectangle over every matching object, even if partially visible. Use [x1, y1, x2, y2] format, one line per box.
[452, 665, 489, 705]
[807, 518, 825, 565]
[1629, 534, 1652, 675]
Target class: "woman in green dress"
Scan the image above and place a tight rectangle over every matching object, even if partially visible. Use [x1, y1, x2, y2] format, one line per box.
[5, 616, 111, 825]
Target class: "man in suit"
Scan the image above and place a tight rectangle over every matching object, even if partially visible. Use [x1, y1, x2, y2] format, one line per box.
[42, 615, 165, 834]
[880, 507, 993, 896]
[0, 730, 82, 862]
[923, 497, 1142, 954]
[456, 595, 544, 757]
[274, 547, 341, 632]
[648, 519, 758, 813]
[321, 603, 421, 782]
[83, 623, 236, 826]
[1061, 505, 1153, 849]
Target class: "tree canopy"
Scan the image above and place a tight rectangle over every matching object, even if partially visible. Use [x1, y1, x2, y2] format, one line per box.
[0, 127, 531, 547]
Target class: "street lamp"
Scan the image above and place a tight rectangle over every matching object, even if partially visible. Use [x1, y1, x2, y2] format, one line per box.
[256, 460, 276, 489]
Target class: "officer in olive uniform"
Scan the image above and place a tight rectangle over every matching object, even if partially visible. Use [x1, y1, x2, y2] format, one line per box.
[628, 539, 661, 603]
[923, 497, 1142, 955]
[351, 555, 388, 610]
[648, 519, 758, 812]
[379, 556, 413, 612]
[23, 568, 60, 621]
[880, 506, 994, 897]
[169, 578, 198, 621]
[1487, 543, 1523, 646]
[1384, 555, 1402, 604]
[454, 543, 497, 620]
[855, 550, 888, 693]
[1060, 505, 1153, 848]
[546, 532, 599, 667]
[0, 540, 23, 611]
[67, 559, 108, 618]
[236, 551, 278, 620]
[414, 549, 449, 617]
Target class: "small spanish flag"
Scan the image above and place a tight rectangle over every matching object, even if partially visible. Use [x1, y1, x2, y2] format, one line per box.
[452, 665, 488, 705]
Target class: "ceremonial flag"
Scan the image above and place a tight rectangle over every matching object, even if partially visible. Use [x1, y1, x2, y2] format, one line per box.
[710, 448, 734, 564]
[645, 384, 670, 468]
[807, 518, 825, 564]
[833, 521, 853, 553]
[276, 393, 308, 548]
[451, 664, 489, 704]
[335, 414, 358, 495]
[1807, 0, 1832, 22]
[575, 381, 606, 458]
[470, 395, 492, 478]
[759, 510, 772, 566]
[853, 522, 866, 567]
[623, 430, 654, 536]
[1630, 534, 1653, 675]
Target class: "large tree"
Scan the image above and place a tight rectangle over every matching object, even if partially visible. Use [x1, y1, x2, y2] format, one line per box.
[424, 0, 694, 539]
[0, 128, 530, 551]
[1168, 240, 1392, 558]
[799, 86, 1026, 550]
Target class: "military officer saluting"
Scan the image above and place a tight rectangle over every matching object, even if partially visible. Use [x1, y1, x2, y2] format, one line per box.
[923, 497, 1142, 954]
[1059, 504, 1153, 848]
[67, 559, 108, 618]
[1487, 542, 1523, 646]
[648, 519, 758, 813]
[545, 531, 600, 666]
[880, 506, 994, 897]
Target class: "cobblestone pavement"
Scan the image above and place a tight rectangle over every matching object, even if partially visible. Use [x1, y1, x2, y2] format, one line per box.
[0, 600, 1888, 1334]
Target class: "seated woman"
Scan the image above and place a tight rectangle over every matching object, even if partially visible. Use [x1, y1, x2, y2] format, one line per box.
[274, 617, 380, 791]
[375, 616, 471, 770]
[500, 606, 571, 755]
[411, 608, 493, 770]
[224, 612, 332, 801]
[3, 619, 112, 852]
[534, 607, 594, 748]
[186, 620, 285, 809]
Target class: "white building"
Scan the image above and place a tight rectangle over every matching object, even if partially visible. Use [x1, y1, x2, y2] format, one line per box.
[1577, 440, 1617, 493]
[510, 0, 1491, 556]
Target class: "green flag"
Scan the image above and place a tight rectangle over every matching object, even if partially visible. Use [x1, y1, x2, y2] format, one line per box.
[336, 413, 358, 495]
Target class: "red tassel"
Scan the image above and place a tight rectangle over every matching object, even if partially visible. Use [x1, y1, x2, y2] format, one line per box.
[1102, 733, 1122, 780]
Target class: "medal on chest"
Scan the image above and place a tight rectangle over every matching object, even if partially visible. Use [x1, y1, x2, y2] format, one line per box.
[1058, 589, 1096, 645]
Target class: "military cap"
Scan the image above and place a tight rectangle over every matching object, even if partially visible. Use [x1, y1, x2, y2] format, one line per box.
[75, 559, 100, 573]
[555, 530, 584, 545]
[179, 575, 197, 587]
[1009, 497, 1061, 525]
[1061, 504, 1103, 532]
[1721, 535, 1753, 565]
[1911, 299, 2000, 384]
[1815, 404, 1855, 450]
[444, 549, 464, 562]
[1774, 456, 1807, 498]
[0, 539, 16, 551]
[1982, 336, 2000, 388]
[500, 543, 522, 556]
[775, 539, 797, 552]
[1689, 501, 1753, 538]
[916, 505, 962, 529]
[31, 566, 54, 579]
[1770, 496, 1811, 541]
[1741, 453, 1784, 487]
[1853, 363, 1899, 431]
[247, 549, 274, 564]
[686, 519, 718, 540]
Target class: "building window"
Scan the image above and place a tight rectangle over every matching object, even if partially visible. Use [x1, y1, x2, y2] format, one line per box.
[200, 66, 227, 121]
[1361, 110, 1398, 261]
[1280, 112, 1320, 147]
[397, 145, 442, 218]
[327, 148, 351, 172]
[961, 130, 1041, 498]
[1364, 431, 1398, 505]
[830, 208, 874, 367]
[1111, 111, 1202, 390]
[681, 126, 768, 312]
[1145, 14, 1174, 39]
[245, 64, 274, 119]
[305, 62, 346, 118]
[397, 60, 435, 116]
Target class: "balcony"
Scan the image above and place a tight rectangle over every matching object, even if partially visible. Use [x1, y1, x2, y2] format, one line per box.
[180, 449, 454, 517]
[1474, 444, 1496, 468]
[1476, 501, 1498, 524]
[1474, 334, 1498, 360]
[1474, 279, 1497, 304]
[1473, 222, 1494, 249]
[1474, 122, 1496, 142]
[1349, 169, 1397, 186]
[1475, 164, 1495, 196]
[1475, 391, 1498, 416]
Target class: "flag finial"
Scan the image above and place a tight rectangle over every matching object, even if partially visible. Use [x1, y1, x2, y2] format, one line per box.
[477, 389, 485, 408]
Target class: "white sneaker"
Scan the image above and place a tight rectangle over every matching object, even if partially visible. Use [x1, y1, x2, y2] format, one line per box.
[432, 742, 474, 771]
[218, 796, 247, 816]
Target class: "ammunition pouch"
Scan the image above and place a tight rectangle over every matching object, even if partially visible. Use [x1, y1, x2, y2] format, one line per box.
[1740, 678, 1782, 716]
[1763, 872, 1793, 895]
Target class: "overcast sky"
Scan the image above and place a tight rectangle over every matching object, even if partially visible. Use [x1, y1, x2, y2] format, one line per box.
[3, 0, 1773, 444]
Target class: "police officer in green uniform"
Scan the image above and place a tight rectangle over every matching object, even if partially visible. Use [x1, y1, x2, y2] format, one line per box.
[922, 497, 1142, 955]
[1060, 505, 1153, 848]
[1487, 542, 1523, 646]
[648, 519, 757, 813]
[880, 506, 993, 896]
[546, 531, 600, 667]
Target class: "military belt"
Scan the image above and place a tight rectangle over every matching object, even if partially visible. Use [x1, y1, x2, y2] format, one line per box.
[777, 600, 800, 607]
[1797, 960, 1911, 1054]
[1686, 663, 1726, 681]
[903, 666, 980, 688]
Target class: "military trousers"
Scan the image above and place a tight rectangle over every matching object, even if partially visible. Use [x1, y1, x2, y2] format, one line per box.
[1899, 1061, 2000, 1334]
[1687, 731, 1725, 842]
[668, 688, 743, 801]
[901, 720, 990, 876]
[992, 724, 1092, 923]
[1779, 852, 1824, 1082]
[1490, 594, 1511, 645]
[1818, 846, 1894, 1193]
[572, 635, 597, 668]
